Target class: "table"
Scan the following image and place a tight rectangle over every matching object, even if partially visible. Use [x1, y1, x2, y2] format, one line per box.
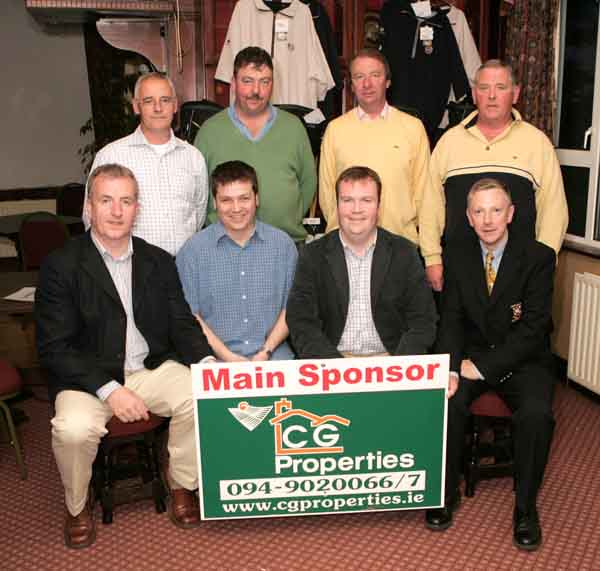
[0, 272, 37, 318]
[0, 272, 38, 368]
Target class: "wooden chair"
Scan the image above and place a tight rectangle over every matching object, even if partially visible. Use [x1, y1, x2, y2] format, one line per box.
[464, 391, 514, 497]
[19, 211, 69, 270]
[0, 359, 27, 479]
[92, 414, 167, 524]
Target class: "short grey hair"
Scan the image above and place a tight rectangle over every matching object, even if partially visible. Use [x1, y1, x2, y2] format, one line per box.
[87, 164, 139, 201]
[474, 59, 518, 87]
[467, 177, 512, 207]
[133, 72, 176, 100]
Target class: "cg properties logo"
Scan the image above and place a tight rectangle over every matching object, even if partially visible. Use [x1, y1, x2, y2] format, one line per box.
[228, 397, 351, 455]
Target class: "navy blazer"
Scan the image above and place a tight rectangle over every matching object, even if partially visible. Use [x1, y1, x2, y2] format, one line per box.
[436, 234, 556, 385]
[286, 228, 437, 359]
[35, 232, 212, 403]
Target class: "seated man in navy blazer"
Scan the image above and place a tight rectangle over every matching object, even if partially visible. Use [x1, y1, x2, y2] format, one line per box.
[35, 164, 213, 549]
[286, 166, 437, 359]
[424, 178, 556, 551]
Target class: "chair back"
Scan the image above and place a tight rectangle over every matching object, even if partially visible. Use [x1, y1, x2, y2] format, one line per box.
[274, 103, 328, 159]
[19, 211, 70, 270]
[178, 99, 225, 143]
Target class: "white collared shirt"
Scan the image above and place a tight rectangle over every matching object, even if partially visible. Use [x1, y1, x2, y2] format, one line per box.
[91, 232, 150, 400]
[85, 126, 208, 256]
[356, 102, 390, 121]
[215, 0, 335, 111]
[337, 231, 386, 355]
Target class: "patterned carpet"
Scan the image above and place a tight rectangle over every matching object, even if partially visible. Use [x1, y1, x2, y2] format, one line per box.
[1, 381, 599, 570]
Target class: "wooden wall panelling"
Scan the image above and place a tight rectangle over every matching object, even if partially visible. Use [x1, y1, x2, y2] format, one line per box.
[95, 0, 205, 103]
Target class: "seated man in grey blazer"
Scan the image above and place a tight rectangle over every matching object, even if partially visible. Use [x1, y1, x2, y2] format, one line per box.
[287, 166, 437, 359]
[35, 164, 213, 549]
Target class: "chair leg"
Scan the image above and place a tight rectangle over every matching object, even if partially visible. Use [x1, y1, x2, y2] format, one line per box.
[101, 449, 114, 524]
[0, 400, 27, 479]
[145, 433, 166, 513]
[465, 416, 479, 498]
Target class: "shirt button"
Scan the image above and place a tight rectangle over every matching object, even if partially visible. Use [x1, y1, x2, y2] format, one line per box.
[242, 295, 247, 300]
[243, 318, 248, 323]
[241, 271, 245, 276]
[485, 146, 490, 150]
[244, 340, 249, 345]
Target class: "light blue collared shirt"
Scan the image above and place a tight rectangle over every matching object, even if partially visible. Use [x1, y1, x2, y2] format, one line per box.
[176, 220, 297, 360]
[479, 233, 509, 273]
[228, 103, 278, 142]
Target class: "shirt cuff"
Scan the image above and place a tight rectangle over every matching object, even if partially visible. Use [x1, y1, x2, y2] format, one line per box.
[200, 355, 217, 364]
[471, 363, 485, 380]
[96, 380, 122, 401]
[423, 254, 443, 266]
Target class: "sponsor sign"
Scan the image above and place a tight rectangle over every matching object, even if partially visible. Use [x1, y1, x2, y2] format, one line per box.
[192, 355, 449, 519]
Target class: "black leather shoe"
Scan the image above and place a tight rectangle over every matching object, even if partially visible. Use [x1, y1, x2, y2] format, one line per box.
[425, 491, 460, 531]
[513, 507, 542, 551]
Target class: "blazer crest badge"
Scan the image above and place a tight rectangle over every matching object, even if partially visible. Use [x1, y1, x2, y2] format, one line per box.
[510, 302, 523, 323]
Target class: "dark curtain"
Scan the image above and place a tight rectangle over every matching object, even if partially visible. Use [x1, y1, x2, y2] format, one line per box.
[504, 0, 559, 139]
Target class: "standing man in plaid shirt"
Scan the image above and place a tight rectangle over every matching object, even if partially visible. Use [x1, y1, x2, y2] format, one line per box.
[84, 72, 208, 256]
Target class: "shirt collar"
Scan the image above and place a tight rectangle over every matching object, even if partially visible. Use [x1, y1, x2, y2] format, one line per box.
[254, 0, 298, 16]
[129, 125, 182, 149]
[479, 232, 509, 260]
[356, 102, 389, 121]
[228, 104, 277, 142]
[91, 231, 134, 262]
[213, 220, 264, 247]
[463, 107, 522, 130]
[339, 229, 378, 257]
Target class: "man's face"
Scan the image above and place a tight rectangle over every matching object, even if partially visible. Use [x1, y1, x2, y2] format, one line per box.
[214, 180, 259, 237]
[350, 56, 390, 113]
[232, 64, 273, 117]
[337, 178, 379, 242]
[466, 186, 515, 250]
[87, 176, 138, 248]
[472, 67, 520, 126]
[132, 77, 178, 134]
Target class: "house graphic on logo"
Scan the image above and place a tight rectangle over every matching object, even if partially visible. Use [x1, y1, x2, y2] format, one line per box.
[269, 397, 351, 455]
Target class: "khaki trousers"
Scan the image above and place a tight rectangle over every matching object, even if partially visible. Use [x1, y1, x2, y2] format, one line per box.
[51, 360, 198, 516]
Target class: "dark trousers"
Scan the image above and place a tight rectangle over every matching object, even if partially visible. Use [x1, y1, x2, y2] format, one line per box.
[445, 364, 556, 511]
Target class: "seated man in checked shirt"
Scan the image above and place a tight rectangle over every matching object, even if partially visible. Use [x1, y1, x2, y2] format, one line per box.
[286, 166, 437, 359]
[176, 161, 298, 362]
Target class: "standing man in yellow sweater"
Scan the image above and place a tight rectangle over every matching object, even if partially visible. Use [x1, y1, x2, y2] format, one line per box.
[319, 48, 435, 247]
[420, 59, 568, 291]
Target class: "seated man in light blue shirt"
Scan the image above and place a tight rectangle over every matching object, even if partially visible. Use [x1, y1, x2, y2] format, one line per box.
[176, 160, 298, 361]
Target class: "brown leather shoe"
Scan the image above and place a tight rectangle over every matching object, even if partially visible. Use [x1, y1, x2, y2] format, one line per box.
[168, 488, 201, 529]
[64, 503, 96, 549]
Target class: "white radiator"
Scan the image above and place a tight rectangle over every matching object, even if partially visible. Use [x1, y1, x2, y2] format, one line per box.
[568, 272, 600, 396]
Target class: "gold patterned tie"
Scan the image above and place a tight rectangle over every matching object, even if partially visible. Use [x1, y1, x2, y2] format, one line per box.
[485, 250, 496, 294]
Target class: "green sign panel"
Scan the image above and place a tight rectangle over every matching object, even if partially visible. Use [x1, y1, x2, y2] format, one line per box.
[192, 355, 449, 520]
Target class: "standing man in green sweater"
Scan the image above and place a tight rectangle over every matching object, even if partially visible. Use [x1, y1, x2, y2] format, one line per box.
[195, 46, 317, 243]
[319, 48, 435, 249]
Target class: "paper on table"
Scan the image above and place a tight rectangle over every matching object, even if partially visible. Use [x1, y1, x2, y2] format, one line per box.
[4, 287, 36, 302]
